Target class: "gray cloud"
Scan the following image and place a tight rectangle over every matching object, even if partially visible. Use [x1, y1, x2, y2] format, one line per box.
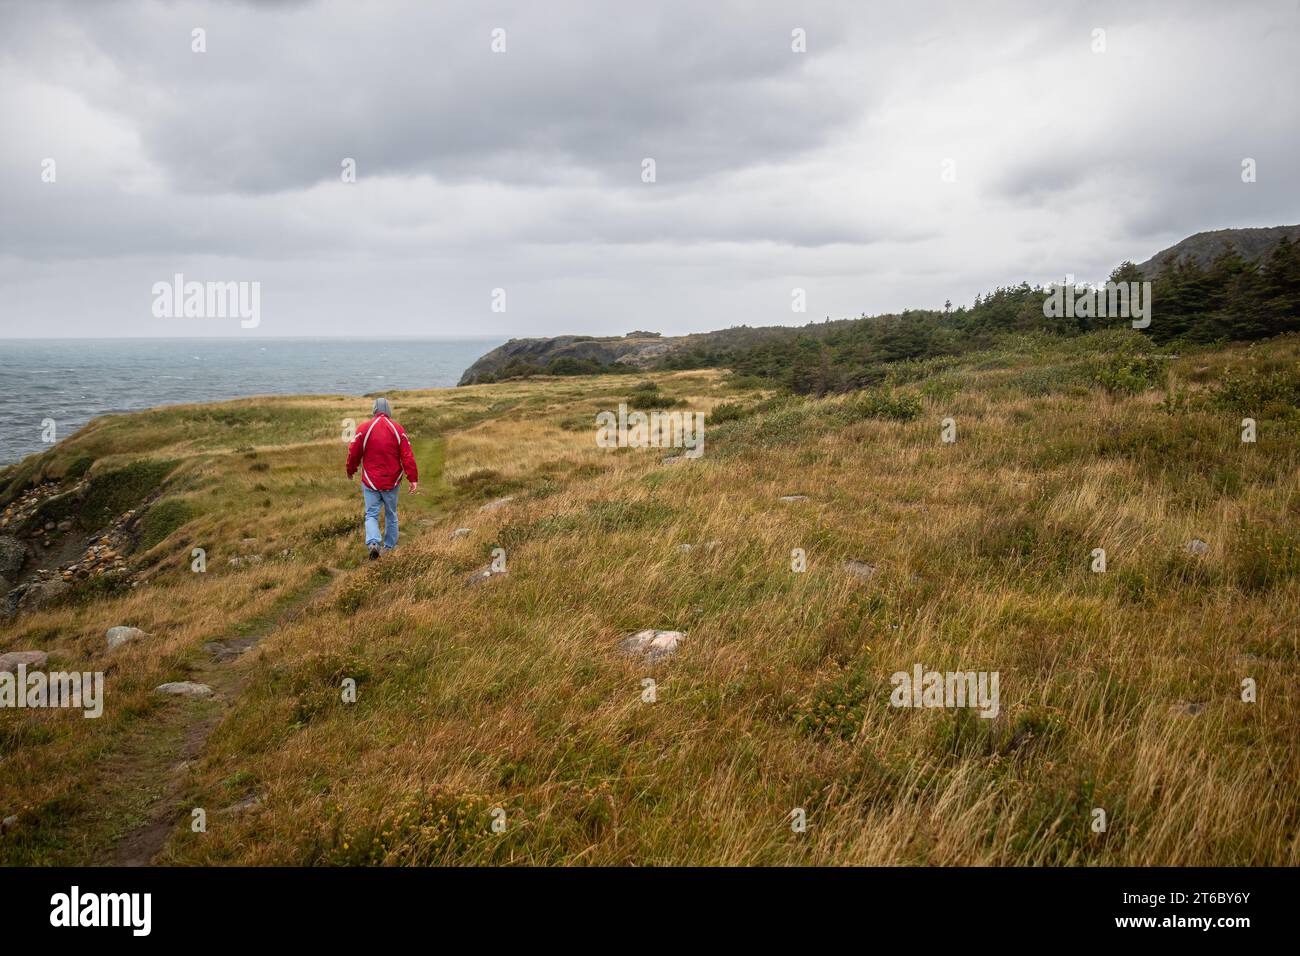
[0, 0, 1296, 338]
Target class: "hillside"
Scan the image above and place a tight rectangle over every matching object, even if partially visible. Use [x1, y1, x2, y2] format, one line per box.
[457, 325, 844, 385]
[1, 330, 1297, 865]
[457, 333, 674, 384]
[1135, 225, 1300, 276]
[458, 224, 1300, 388]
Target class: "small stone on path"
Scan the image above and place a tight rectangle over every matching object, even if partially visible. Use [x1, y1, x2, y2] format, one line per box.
[154, 681, 214, 699]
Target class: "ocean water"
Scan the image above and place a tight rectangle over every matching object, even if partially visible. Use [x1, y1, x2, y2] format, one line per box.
[0, 338, 501, 466]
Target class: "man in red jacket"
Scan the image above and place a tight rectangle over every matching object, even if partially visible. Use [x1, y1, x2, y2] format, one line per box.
[346, 397, 419, 559]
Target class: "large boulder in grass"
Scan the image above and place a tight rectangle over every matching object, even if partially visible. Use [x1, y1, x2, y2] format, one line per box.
[0, 536, 27, 579]
[106, 626, 148, 650]
[620, 629, 684, 660]
[0, 650, 48, 673]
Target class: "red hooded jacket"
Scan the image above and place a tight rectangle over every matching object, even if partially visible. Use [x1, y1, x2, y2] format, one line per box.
[346, 413, 418, 491]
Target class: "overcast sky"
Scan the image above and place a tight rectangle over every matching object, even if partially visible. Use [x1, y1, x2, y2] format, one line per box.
[0, 0, 1296, 339]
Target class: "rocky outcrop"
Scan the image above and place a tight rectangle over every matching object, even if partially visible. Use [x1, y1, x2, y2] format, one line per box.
[0, 650, 48, 673]
[457, 333, 676, 385]
[0, 535, 28, 579]
[457, 322, 827, 384]
[1135, 225, 1300, 277]
[17, 577, 68, 610]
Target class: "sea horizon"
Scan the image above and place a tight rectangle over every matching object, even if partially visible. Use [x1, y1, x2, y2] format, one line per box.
[0, 337, 503, 466]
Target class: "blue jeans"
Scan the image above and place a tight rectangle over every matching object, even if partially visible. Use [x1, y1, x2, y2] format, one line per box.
[362, 486, 400, 550]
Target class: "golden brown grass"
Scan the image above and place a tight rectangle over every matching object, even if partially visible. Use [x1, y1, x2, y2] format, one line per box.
[1, 333, 1297, 865]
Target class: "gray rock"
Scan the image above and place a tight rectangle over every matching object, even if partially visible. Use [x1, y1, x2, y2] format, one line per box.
[0, 535, 28, 578]
[204, 635, 258, 662]
[843, 559, 877, 580]
[450, 528, 472, 539]
[778, 495, 809, 503]
[661, 455, 683, 464]
[154, 681, 214, 699]
[0, 650, 48, 673]
[218, 794, 264, 815]
[620, 629, 684, 660]
[1, 815, 18, 834]
[465, 565, 507, 587]
[17, 578, 68, 610]
[56, 520, 74, 532]
[106, 626, 148, 650]
[1187, 538, 1210, 555]
[1172, 700, 1207, 716]
[479, 496, 515, 512]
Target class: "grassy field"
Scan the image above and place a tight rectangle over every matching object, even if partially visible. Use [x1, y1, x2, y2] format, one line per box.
[1, 329, 1297, 866]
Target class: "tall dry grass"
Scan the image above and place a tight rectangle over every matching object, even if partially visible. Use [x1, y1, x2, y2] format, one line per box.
[1, 335, 1297, 865]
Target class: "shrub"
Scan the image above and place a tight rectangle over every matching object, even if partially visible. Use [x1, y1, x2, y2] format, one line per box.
[135, 498, 196, 552]
[64, 455, 94, 480]
[789, 664, 878, 740]
[707, 400, 751, 424]
[323, 790, 501, 865]
[1089, 353, 1166, 394]
[1210, 367, 1300, 415]
[624, 381, 687, 409]
[452, 468, 523, 500]
[840, 389, 923, 422]
[309, 515, 356, 542]
[1231, 517, 1300, 591]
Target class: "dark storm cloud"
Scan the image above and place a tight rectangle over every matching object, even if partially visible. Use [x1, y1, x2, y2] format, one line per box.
[48, 0, 863, 195]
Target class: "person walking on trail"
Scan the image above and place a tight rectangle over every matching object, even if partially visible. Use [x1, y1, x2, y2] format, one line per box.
[346, 397, 418, 560]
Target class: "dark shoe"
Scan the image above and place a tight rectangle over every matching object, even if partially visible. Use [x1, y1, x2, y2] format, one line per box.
[368, 546, 380, 561]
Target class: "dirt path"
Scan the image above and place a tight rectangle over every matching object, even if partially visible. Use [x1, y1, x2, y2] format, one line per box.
[107, 440, 447, 866]
[111, 569, 342, 866]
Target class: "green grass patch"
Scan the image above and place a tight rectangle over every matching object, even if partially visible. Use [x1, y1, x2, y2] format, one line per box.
[135, 497, 197, 552]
